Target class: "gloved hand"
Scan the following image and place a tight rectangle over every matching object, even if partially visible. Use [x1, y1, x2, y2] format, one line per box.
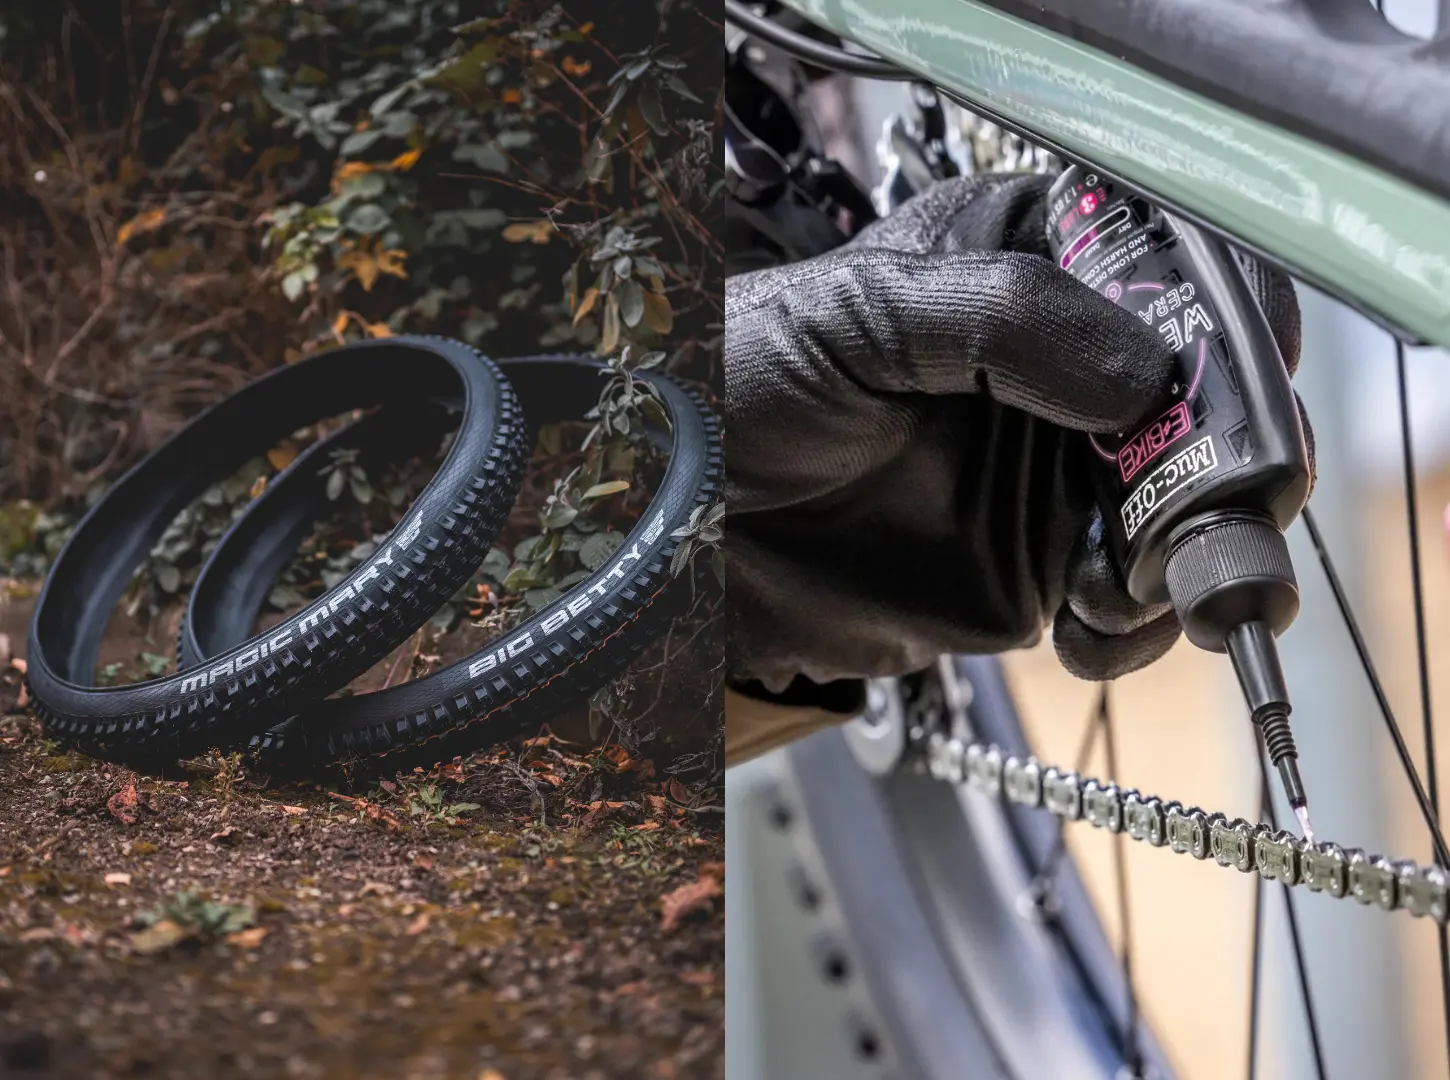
[726, 172, 1308, 695]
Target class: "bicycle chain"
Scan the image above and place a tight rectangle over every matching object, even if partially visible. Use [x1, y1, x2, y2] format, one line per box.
[912, 730, 1449, 925]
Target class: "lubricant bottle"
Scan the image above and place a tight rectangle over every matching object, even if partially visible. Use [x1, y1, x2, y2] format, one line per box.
[1045, 165, 1317, 826]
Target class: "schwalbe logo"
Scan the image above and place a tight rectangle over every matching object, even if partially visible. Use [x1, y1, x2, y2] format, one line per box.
[178, 514, 425, 695]
[467, 510, 668, 680]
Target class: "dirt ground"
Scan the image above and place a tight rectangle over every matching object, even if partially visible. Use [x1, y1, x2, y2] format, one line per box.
[0, 585, 724, 1080]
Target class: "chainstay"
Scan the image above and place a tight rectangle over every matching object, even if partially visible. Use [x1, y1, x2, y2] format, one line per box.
[910, 731, 1449, 925]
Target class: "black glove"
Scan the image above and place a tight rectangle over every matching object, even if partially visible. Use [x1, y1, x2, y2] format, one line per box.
[726, 173, 1308, 694]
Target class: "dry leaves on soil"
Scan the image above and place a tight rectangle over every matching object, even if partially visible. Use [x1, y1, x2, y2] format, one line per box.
[659, 863, 723, 933]
[107, 776, 139, 825]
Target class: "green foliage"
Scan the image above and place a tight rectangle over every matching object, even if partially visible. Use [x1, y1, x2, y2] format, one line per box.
[230, 0, 716, 372]
[137, 889, 256, 938]
[502, 451, 631, 613]
[404, 781, 480, 824]
[671, 501, 725, 589]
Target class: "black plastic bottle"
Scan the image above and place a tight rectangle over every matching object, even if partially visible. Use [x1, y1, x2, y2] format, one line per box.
[1045, 165, 1317, 823]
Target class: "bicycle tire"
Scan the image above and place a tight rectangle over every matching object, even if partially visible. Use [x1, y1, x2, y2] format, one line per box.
[177, 354, 723, 769]
[25, 336, 528, 762]
[761, 657, 1174, 1079]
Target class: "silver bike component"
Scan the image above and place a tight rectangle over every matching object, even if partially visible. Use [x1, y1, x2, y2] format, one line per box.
[1208, 815, 1256, 873]
[936, 655, 975, 738]
[1082, 780, 1124, 833]
[965, 743, 1003, 796]
[914, 737, 1449, 924]
[1398, 863, 1449, 922]
[1166, 805, 1210, 860]
[953, 111, 1057, 176]
[1300, 842, 1350, 899]
[1043, 768, 1083, 821]
[1348, 851, 1399, 912]
[1003, 755, 1044, 808]
[1253, 829, 1300, 886]
[927, 732, 967, 784]
[843, 678, 909, 777]
[1123, 792, 1167, 847]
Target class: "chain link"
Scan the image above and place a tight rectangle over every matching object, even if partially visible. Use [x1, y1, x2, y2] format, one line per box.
[917, 731, 1450, 924]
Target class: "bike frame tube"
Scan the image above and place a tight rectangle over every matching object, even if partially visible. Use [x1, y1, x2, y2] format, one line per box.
[777, 0, 1450, 349]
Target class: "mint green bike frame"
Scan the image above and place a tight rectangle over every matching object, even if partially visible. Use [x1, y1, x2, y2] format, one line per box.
[781, 0, 1450, 350]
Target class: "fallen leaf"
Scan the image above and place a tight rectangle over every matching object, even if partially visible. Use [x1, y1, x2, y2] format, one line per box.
[365, 321, 393, 339]
[209, 826, 237, 845]
[405, 912, 431, 935]
[501, 219, 553, 244]
[632, 821, 661, 833]
[0, 633, 9, 666]
[562, 56, 591, 76]
[117, 206, 167, 246]
[227, 927, 268, 949]
[9, 657, 26, 674]
[14, 681, 27, 708]
[130, 919, 184, 954]
[249, 475, 267, 499]
[413, 854, 434, 871]
[391, 147, 422, 171]
[680, 969, 715, 986]
[107, 777, 139, 825]
[103, 872, 132, 887]
[61, 922, 92, 947]
[19, 927, 54, 943]
[501, 88, 521, 104]
[668, 778, 690, 805]
[278, 804, 308, 816]
[478, 1070, 508, 1080]
[332, 311, 351, 339]
[659, 874, 722, 932]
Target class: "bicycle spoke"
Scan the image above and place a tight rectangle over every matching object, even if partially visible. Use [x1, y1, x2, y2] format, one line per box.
[1036, 695, 1104, 881]
[1246, 824, 1265, 1080]
[1257, 754, 1328, 1080]
[1100, 684, 1143, 1077]
[1393, 340, 1450, 1068]
[1301, 506, 1450, 866]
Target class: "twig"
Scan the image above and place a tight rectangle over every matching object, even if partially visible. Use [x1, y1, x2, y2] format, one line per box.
[128, 3, 174, 157]
[382, 627, 426, 690]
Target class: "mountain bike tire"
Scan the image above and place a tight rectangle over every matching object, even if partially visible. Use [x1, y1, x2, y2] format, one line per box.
[177, 354, 723, 770]
[25, 336, 528, 762]
[758, 656, 1173, 1080]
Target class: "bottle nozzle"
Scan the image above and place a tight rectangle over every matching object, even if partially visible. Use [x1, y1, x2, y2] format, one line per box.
[1225, 622, 1315, 839]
